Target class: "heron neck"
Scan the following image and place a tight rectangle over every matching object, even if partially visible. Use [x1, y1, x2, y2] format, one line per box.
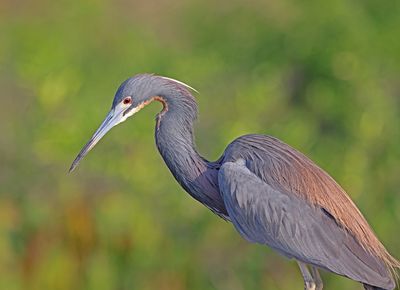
[154, 99, 228, 218]
[155, 108, 209, 185]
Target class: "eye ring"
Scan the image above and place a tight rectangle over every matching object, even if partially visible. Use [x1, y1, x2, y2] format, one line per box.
[122, 96, 132, 105]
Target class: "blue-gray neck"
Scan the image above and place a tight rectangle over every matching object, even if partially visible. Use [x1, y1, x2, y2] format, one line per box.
[153, 83, 228, 218]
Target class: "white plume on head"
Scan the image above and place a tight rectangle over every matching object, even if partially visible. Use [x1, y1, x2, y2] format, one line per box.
[159, 76, 199, 93]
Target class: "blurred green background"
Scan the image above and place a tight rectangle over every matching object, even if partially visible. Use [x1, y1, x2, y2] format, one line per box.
[1, 0, 400, 289]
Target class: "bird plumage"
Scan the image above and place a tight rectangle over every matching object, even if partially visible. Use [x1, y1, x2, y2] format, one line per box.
[219, 158, 394, 289]
[221, 134, 400, 279]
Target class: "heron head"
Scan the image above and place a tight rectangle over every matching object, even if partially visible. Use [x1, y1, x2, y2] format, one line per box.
[69, 74, 196, 172]
[69, 75, 153, 172]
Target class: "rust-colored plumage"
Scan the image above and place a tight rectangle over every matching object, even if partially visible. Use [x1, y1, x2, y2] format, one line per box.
[231, 135, 400, 277]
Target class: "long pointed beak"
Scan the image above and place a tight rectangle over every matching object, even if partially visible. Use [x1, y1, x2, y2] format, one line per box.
[69, 109, 120, 172]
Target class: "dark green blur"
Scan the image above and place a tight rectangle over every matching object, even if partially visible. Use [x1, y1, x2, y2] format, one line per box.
[1, 1, 399, 289]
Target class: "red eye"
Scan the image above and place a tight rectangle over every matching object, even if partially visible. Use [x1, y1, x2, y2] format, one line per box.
[123, 97, 132, 105]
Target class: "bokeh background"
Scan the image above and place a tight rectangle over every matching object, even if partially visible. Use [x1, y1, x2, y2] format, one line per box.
[1, 0, 400, 289]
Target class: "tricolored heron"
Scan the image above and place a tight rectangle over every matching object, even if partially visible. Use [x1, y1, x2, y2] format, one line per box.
[70, 74, 399, 290]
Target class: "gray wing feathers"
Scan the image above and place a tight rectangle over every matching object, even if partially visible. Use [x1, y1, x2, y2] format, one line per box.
[218, 160, 394, 290]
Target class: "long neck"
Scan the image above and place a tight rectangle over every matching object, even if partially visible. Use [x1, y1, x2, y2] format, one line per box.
[154, 91, 227, 218]
[155, 105, 207, 185]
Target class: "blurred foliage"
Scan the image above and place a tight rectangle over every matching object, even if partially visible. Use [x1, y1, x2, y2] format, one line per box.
[1, 0, 400, 289]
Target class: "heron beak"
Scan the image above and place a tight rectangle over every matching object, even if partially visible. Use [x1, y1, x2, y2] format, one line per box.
[69, 105, 131, 172]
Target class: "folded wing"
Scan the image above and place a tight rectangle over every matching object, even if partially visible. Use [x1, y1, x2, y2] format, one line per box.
[218, 159, 394, 290]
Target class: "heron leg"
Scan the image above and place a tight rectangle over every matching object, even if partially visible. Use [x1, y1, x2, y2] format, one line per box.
[297, 261, 316, 290]
[310, 266, 323, 290]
